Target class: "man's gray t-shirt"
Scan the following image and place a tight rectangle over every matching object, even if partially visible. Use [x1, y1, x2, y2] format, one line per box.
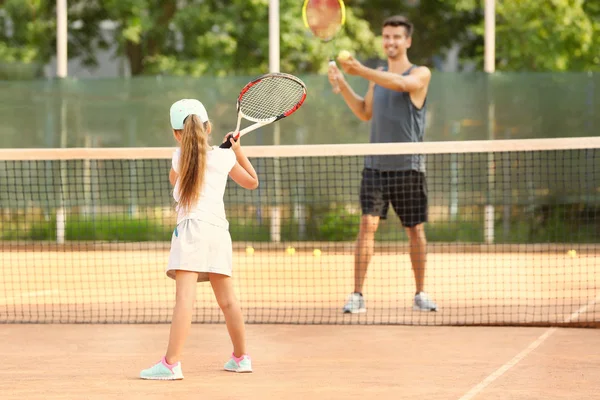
[364, 65, 427, 172]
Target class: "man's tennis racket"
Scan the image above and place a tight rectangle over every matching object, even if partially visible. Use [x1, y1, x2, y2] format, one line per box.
[302, 0, 346, 93]
[219, 72, 307, 149]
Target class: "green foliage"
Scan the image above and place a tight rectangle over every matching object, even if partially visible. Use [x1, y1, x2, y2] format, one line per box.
[424, 220, 483, 243]
[459, 0, 599, 71]
[0, 0, 109, 74]
[0, 0, 54, 64]
[229, 217, 271, 242]
[314, 206, 360, 241]
[352, 0, 483, 68]
[66, 215, 171, 241]
[1, 204, 599, 243]
[0, 214, 171, 241]
[499, 203, 600, 243]
[0, 1, 598, 75]
[229, 204, 360, 242]
[141, 0, 380, 76]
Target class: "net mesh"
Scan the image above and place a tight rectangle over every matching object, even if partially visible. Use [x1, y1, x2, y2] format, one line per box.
[1, 139, 599, 326]
[240, 76, 305, 122]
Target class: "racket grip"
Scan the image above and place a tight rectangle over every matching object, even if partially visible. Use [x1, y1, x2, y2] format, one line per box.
[219, 133, 237, 149]
[328, 60, 341, 94]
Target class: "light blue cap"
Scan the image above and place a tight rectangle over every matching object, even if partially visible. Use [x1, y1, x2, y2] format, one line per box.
[169, 99, 209, 130]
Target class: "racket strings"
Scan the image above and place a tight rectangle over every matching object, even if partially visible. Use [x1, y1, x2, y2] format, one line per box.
[240, 78, 305, 121]
[304, 0, 344, 41]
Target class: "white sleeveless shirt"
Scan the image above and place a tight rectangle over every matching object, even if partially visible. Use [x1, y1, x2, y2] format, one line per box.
[172, 146, 236, 229]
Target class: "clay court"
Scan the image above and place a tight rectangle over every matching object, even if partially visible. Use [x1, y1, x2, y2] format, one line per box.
[2, 245, 599, 399]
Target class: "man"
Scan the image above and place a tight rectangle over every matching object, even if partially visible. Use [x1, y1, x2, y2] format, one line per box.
[328, 15, 437, 313]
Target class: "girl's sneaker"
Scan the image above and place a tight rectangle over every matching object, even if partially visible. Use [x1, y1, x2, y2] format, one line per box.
[224, 353, 253, 373]
[140, 356, 184, 380]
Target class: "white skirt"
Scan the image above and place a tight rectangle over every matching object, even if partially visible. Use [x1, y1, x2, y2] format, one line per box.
[166, 219, 233, 282]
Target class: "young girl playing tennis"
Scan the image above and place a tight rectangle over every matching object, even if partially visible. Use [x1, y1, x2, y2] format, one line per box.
[140, 99, 259, 380]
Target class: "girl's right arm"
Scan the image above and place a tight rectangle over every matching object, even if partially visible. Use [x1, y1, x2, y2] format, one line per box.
[226, 135, 259, 190]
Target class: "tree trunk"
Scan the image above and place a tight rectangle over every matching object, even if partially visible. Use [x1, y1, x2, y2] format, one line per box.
[126, 41, 144, 76]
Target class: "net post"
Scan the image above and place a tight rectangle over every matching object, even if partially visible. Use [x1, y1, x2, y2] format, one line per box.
[502, 128, 512, 241]
[294, 159, 306, 239]
[484, 101, 496, 245]
[55, 1, 68, 243]
[56, 0, 68, 78]
[268, 0, 280, 73]
[484, 0, 496, 244]
[270, 124, 282, 243]
[56, 206, 66, 244]
[56, 95, 68, 245]
[83, 135, 92, 217]
[449, 121, 461, 220]
[268, 0, 282, 243]
[270, 205, 281, 243]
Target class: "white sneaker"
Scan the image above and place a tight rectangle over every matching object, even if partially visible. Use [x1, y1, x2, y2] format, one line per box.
[224, 353, 253, 373]
[343, 293, 366, 314]
[413, 292, 438, 311]
[140, 356, 184, 380]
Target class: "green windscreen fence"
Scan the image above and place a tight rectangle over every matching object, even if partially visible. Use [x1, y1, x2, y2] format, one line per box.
[0, 72, 597, 149]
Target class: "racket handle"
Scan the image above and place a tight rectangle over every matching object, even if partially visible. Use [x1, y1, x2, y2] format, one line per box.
[328, 60, 341, 94]
[219, 133, 238, 149]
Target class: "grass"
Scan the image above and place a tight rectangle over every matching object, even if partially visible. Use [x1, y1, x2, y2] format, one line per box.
[1, 203, 598, 243]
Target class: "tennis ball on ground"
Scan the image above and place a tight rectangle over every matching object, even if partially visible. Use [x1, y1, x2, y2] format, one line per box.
[245, 246, 255, 255]
[286, 246, 296, 255]
[313, 249, 322, 257]
[337, 50, 352, 61]
[567, 249, 577, 258]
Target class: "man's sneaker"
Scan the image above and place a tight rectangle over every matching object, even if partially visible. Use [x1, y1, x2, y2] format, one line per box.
[343, 292, 366, 314]
[224, 353, 253, 373]
[140, 356, 184, 380]
[413, 292, 438, 311]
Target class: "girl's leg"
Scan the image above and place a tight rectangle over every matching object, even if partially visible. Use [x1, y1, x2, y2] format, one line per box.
[209, 273, 246, 357]
[165, 270, 199, 364]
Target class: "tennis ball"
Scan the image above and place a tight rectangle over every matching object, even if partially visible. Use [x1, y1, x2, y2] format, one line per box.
[286, 246, 296, 255]
[245, 246, 255, 255]
[337, 50, 351, 61]
[313, 249, 322, 257]
[567, 249, 577, 258]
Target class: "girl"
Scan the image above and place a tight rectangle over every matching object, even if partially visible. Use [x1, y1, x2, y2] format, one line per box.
[140, 99, 259, 380]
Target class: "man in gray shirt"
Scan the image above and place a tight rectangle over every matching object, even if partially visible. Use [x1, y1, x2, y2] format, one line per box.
[328, 15, 437, 313]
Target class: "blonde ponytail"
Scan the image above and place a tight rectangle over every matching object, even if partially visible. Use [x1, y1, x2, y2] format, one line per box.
[177, 115, 210, 212]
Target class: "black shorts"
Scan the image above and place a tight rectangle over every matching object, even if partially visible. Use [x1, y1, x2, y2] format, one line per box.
[359, 168, 428, 227]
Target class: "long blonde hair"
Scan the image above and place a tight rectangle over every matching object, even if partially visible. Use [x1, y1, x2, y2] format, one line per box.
[177, 115, 210, 212]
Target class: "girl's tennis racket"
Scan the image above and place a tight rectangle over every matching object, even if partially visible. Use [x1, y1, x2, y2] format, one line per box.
[302, 0, 346, 93]
[219, 72, 307, 149]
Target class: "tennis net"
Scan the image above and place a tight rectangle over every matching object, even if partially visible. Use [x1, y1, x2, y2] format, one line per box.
[1, 138, 599, 326]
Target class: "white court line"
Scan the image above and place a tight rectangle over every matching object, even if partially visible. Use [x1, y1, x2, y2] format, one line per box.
[458, 294, 600, 400]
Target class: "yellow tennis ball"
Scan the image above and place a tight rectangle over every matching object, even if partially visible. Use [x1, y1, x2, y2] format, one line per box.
[337, 50, 351, 61]
[313, 249, 322, 257]
[286, 246, 296, 255]
[567, 249, 577, 258]
[245, 246, 255, 255]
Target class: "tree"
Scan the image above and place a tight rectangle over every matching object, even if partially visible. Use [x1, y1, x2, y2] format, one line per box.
[1, 0, 597, 75]
[0, 0, 379, 77]
[0, 0, 110, 78]
[105, 0, 380, 76]
[456, 0, 599, 71]
[0, 0, 55, 67]
[350, 0, 483, 70]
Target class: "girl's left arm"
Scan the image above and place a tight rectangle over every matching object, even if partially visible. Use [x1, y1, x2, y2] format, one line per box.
[169, 168, 178, 186]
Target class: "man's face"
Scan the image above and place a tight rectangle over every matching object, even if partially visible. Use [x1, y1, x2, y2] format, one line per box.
[382, 25, 411, 59]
